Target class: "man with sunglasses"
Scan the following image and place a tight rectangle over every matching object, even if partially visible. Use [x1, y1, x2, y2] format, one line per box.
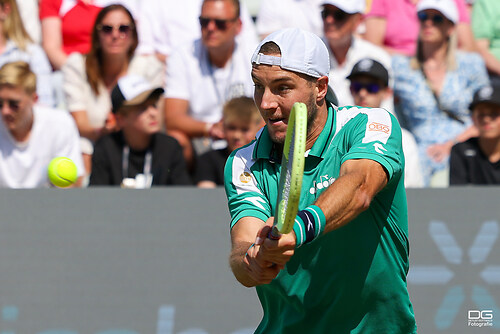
[348, 58, 424, 188]
[0, 61, 84, 188]
[164, 0, 256, 170]
[321, 0, 393, 110]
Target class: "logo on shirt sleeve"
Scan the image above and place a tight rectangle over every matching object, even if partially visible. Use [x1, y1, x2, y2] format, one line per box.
[368, 122, 390, 134]
[239, 172, 252, 184]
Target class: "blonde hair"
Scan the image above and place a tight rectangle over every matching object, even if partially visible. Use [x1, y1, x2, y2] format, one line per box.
[223, 96, 262, 125]
[0, 61, 37, 94]
[410, 30, 458, 71]
[0, 0, 32, 50]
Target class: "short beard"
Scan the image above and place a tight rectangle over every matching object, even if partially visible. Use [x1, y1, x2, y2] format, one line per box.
[305, 92, 319, 136]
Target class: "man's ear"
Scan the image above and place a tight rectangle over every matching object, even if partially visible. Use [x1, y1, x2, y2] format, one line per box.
[316, 76, 329, 102]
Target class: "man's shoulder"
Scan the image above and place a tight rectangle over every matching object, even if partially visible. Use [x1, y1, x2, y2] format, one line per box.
[34, 105, 77, 128]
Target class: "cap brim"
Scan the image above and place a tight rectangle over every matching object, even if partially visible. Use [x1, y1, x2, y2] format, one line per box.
[121, 87, 164, 108]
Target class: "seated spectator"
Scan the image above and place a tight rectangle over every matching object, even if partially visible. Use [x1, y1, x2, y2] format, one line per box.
[0, 61, 84, 188]
[62, 4, 163, 177]
[164, 0, 255, 170]
[450, 84, 500, 184]
[347, 58, 424, 187]
[255, 0, 324, 40]
[89, 75, 191, 187]
[194, 96, 264, 188]
[392, 0, 489, 186]
[321, 0, 393, 111]
[136, 0, 258, 64]
[471, 0, 500, 84]
[0, 0, 54, 107]
[364, 0, 476, 56]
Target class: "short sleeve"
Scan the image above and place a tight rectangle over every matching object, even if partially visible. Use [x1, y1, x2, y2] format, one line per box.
[365, 0, 389, 19]
[39, 0, 62, 20]
[341, 108, 404, 182]
[62, 53, 88, 112]
[224, 146, 272, 229]
[164, 46, 190, 100]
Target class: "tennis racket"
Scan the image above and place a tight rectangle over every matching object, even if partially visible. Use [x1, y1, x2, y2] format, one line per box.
[269, 102, 307, 239]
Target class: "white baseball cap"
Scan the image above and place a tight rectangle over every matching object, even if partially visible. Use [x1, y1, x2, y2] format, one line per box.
[417, 0, 458, 24]
[321, 0, 366, 14]
[111, 74, 164, 113]
[251, 28, 330, 78]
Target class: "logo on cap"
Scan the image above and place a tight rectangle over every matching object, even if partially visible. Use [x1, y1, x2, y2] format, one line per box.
[358, 59, 374, 72]
[479, 86, 493, 100]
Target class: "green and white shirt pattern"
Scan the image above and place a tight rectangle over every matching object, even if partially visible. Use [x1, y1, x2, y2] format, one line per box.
[225, 102, 416, 334]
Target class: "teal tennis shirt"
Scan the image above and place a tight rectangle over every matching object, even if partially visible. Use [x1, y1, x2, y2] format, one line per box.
[225, 102, 417, 333]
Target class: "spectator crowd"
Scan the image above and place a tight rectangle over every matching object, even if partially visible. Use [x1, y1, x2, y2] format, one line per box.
[0, 0, 499, 188]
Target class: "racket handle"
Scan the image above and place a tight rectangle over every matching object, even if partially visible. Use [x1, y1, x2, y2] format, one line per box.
[268, 226, 281, 240]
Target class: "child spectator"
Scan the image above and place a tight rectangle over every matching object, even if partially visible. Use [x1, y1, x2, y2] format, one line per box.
[194, 96, 263, 188]
[347, 58, 424, 187]
[450, 84, 500, 184]
[89, 74, 191, 187]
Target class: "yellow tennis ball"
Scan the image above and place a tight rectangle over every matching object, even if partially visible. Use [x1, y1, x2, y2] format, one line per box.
[48, 157, 77, 188]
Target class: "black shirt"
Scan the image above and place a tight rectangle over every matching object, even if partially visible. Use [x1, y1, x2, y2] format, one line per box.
[90, 132, 192, 186]
[194, 148, 230, 186]
[449, 137, 500, 185]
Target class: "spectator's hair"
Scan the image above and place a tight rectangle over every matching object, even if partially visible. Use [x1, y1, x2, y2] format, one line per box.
[411, 29, 457, 71]
[202, 0, 241, 18]
[0, 0, 32, 50]
[85, 4, 138, 95]
[0, 61, 37, 95]
[223, 96, 262, 125]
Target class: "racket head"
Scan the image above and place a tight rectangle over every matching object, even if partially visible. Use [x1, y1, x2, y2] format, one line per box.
[273, 102, 307, 236]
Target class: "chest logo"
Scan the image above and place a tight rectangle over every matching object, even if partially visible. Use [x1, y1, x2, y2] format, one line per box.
[309, 175, 335, 194]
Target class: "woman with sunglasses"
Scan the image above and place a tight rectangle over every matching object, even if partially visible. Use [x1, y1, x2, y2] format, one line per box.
[392, 0, 489, 186]
[363, 0, 476, 56]
[62, 4, 163, 179]
[0, 0, 54, 107]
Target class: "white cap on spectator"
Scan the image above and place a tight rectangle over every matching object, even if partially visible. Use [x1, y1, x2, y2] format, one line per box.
[321, 0, 366, 14]
[417, 0, 458, 24]
[251, 28, 330, 78]
[111, 74, 164, 114]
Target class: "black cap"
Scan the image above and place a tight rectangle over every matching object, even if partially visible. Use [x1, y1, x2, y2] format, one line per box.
[469, 85, 500, 110]
[347, 58, 389, 86]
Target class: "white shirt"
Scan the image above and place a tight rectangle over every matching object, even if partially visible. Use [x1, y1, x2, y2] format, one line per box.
[165, 39, 255, 123]
[256, 0, 324, 38]
[326, 36, 393, 109]
[0, 105, 84, 188]
[136, 0, 258, 58]
[402, 128, 424, 188]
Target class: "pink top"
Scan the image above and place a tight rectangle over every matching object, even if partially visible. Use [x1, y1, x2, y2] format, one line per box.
[40, 0, 102, 55]
[365, 0, 470, 56]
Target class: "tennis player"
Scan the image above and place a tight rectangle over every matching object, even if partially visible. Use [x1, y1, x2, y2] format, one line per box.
[224, 28, 416, 333]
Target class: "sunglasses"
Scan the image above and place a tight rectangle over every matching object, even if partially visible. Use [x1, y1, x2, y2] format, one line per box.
[97, 24, 132, 36]
[321, 8, 349, 22]
[0, 99, 21, 111]
[199, 16, 237, 30]
[417, 12, 445, 25]
[350, 82, 382, 94]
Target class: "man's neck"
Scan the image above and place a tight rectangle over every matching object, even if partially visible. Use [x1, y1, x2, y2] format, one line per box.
[122, 129, 152, 151]
[305, 103, 329, 151]
[329, 35, 353, 66]
[208, 43, 235, 68]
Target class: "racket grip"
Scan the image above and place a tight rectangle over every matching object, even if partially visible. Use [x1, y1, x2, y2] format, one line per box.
[268, 226, 281, 240]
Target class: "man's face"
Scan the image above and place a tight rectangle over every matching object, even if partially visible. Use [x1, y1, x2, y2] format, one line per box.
[200, 0, 241, 51]
[118, 99, 161, 135]
[349, 75, 389, 108]
[0, 85, 35, 136]
[252, 61, 319, 144]
[472, 103, 500, 140]
[322, 5, 360, 45]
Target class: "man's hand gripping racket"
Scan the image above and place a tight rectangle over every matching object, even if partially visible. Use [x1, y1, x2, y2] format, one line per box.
[269, 102, 307, 240]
